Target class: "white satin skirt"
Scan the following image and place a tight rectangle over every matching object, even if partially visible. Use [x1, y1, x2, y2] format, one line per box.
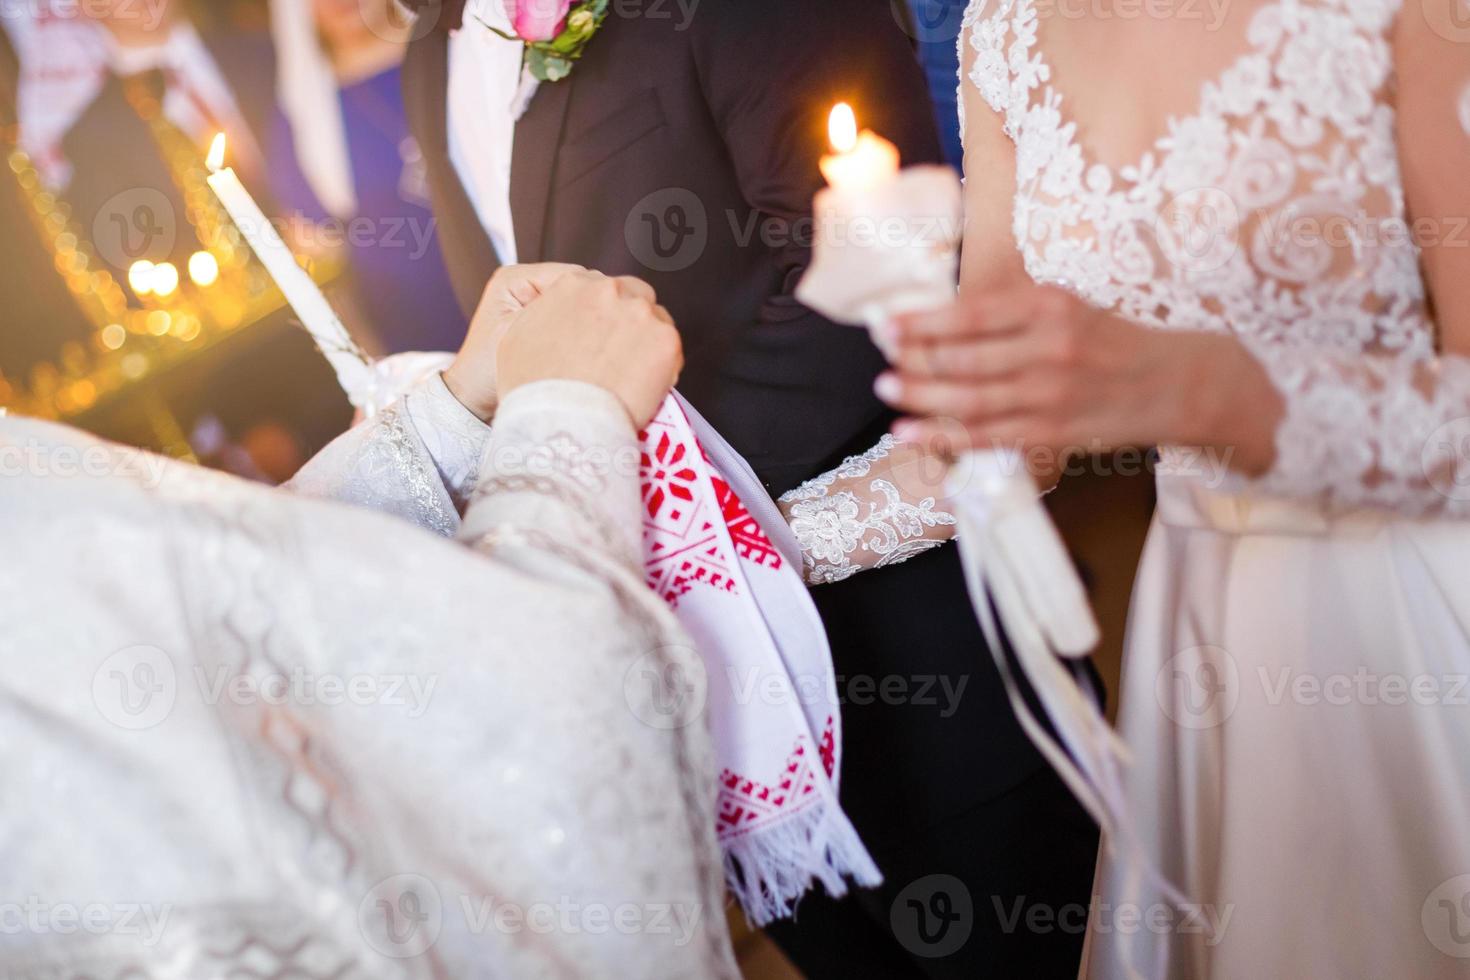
[1084, 476, 1470, 979]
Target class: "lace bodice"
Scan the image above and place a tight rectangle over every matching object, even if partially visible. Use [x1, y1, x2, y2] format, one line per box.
[962, 0, 1470, 516]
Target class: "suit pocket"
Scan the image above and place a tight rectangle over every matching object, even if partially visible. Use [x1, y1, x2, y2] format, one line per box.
[555, 91, 667, 188]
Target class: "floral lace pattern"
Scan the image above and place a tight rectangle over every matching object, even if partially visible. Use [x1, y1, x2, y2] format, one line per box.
[779, 436, 957, 584]
[963, 0, 1470, 516]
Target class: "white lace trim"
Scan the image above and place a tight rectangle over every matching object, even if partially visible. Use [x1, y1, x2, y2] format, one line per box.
[779, 436, 957, 585]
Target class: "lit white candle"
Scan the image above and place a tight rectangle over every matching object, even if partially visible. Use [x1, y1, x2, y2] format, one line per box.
[205, 133, 374, 407]
[818, 103, 900, 191]
[798, 104, 961, 338]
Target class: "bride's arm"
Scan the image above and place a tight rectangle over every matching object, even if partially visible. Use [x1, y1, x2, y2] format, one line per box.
[775, 435, 956, 585]
[770, 25, 1067, 588]
[1229, 4, 1470, 516]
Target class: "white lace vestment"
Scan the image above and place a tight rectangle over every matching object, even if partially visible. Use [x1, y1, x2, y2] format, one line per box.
[0, 380, 738, 980]
[964, 0, 1470, 516]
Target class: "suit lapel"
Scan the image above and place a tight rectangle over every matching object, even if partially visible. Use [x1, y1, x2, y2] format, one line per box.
[510, 77, 573, 264]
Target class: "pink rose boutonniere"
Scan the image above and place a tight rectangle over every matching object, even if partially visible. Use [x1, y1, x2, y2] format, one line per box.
[485, 0, 610, 82]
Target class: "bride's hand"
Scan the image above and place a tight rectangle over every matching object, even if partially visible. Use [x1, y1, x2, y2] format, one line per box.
[876, 284, 1282, 474]
[444, 263, 587, 420]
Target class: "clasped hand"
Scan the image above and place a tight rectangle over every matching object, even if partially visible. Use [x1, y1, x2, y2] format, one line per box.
[443, 264, 683, 429]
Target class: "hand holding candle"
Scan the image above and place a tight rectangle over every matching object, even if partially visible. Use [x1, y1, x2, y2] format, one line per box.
[795, 103, 1099, 655]
[797, 104, 962, 345]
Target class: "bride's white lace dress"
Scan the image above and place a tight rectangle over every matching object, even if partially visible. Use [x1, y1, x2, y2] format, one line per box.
[964, 0, 1470, 975]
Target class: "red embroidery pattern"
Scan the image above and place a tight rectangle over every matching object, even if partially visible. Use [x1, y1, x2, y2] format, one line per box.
[717, 716, 838, 836]
[640, 417, 739, 607]
[710, 474, 784, 571]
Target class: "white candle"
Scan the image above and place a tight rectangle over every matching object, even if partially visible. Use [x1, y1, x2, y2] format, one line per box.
[204, 133, 374, 407]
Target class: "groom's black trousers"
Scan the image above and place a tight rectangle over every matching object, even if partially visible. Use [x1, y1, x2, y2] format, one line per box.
[764, 544, 1102, 979]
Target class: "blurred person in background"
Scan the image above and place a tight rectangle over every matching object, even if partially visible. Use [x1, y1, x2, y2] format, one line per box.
[0, 0, 351, 472]
[267, 0, 467, 354]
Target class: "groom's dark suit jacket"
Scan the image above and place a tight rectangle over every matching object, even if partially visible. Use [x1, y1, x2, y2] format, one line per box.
[402, 0, 1091, 936]
[408, 0, 938, 492]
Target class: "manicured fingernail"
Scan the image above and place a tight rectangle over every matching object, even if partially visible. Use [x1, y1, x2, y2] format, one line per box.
[874, 373, 901, 401]
[892, 419, 920, 442]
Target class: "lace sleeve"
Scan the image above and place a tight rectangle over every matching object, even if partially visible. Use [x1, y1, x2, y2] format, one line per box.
[778, 436, 958, 585]
[1237, 341, 1470, 518]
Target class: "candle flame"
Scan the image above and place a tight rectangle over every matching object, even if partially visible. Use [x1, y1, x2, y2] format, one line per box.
[828, 103, 858, 154]
[206, 132, 226, 172]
